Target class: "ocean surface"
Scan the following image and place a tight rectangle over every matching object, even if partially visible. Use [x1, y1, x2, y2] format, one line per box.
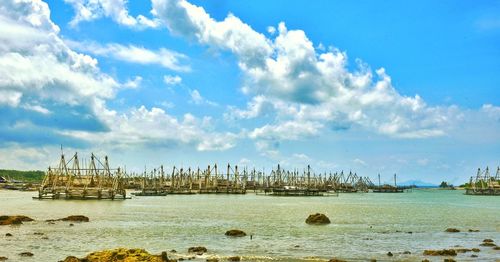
[0, 189, 499, 261]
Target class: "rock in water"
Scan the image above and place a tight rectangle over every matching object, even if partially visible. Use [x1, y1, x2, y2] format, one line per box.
[423, 249, 457, 256]
[225, 229, 247, 237]
[188, 246, 207, 253]
[0, 257, 8, 261]
[305, 213, 331, 225]
[0, 215, 34, 225]
[227, 256, 240, 261]
[19, 252, 34, 257]
[60, 215, 89, 222]
[445, 228, 460, 233]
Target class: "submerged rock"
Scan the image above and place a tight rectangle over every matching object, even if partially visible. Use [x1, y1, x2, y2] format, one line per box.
[328, 258, 346, 262]
[468, 229, 480, 232]
[445, 228, 460, 233]
[188, 247, 207, 254]
[423, 249, 457, 256]
[305, 213, 331, 225]
[0, 215, 34, 225]
[386, 252, 393, 257]
[61, 248, 175, 262]
[225, 229, 246, 237]
[19, 252, 34, 257]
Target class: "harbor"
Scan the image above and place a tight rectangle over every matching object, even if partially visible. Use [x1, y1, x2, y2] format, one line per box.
[1, 189, 499, 261]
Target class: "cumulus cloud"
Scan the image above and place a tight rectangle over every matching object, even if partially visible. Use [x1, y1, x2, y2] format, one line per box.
[60, 104, 236, 151]
[67, 40, 190, 71]
[163, 74, 182, 85]
[151, 0, 462, 142]
[0, 0, 235, 152]
[64, 0, 161, 29]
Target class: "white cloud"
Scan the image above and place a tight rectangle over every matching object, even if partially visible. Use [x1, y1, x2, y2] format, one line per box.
[189, 89, 218, 106]
[60, 104, 236, 151]
[152, 0, 273, 68]
[151, 0, 459, 141]
[0, 0, 234, 153]
[64, 0, 161, 29]
[353, 158, 367, 166]
[67, 40, 190, 71]
[123, 76, 142, 89]
[0, 90, 22, 107]
[22, 104, 51, 114]
[163, 74, 182, 85]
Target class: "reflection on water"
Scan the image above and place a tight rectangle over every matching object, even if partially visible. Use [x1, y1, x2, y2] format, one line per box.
[0, 190, 499, 261]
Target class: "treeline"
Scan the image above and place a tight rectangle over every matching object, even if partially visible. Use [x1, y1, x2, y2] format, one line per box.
[0, 169, 45, 182]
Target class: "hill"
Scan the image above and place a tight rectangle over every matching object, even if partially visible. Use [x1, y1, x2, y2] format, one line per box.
[0, 169, 45, 183]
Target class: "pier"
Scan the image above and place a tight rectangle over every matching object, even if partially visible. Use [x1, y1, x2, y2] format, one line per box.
[465, 167, 500, 196]
[35, 153, 127, 200]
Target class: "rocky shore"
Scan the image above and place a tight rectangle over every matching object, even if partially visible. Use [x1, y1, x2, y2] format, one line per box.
[1, 213, 498, 261]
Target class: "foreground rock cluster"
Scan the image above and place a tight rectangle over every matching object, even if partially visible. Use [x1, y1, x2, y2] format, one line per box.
[61, 248, 175, 262]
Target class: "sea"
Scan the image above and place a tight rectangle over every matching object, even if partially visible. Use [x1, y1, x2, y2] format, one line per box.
[1, 189, 499, 261]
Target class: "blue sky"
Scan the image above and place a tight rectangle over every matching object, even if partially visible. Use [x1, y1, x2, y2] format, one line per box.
[0, 0, 499, 184]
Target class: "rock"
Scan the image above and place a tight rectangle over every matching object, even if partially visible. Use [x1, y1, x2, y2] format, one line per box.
[480, 242, 496, 247]
[19, 252, 34, 257]
[407, 231, 413, 234]
[472, 248, 480, 252]
[206, 258, 218, 262]
[61, 248, 176, 262]
[170, 250, 177, 253]
[0, 257, 7, 261]
[483, 239, 494, 243]
[5, 233, 12, 237]
[471, 254, 478, 258]
[0, 215, 34, 225]
[443, 259, 456, 262]
[328, 259, 346, 262]
[494, 246, 500, 250]
[402, 251, 411, 254]
[305, 213, 331, 225]
[421, 260, 430, 262]
[423, 249, 457, 256]
[227, 256, 240, 261]
[188, 246, 207, 253]
[445, 228, 460, 233]
[386, 252, 393, 257]
[62, 256, 80, 262]
[34, 232, 44, 235]
[69, 224, 74, 227]
[61, 215, 89, 222]
[42, 236, 49, 240]
[225, 229, 246, 237]
[294, 245, 300, 248]
[468, 229, 480, 232]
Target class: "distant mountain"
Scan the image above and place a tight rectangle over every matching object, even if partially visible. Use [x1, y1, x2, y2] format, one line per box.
[397, 179, 437, 187]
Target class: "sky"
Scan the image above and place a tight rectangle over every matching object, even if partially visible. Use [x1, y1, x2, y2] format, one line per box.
[0, 0, 499, 184]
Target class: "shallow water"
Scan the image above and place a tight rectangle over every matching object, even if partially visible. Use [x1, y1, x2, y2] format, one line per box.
[0, 189, 499, 261]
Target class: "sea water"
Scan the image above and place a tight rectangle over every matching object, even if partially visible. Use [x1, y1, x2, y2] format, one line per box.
[1, 189, 499, 261]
